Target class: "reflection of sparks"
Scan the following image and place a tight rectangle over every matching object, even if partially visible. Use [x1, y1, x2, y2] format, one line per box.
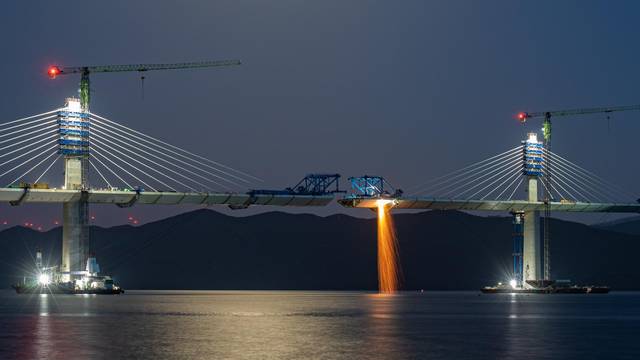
[376, 199, 401, 293]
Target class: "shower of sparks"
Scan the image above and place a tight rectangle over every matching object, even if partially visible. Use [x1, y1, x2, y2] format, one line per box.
[376, 199, 401, 293]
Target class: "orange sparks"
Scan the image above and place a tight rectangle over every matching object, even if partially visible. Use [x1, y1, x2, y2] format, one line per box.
[376, 200, 401, 293]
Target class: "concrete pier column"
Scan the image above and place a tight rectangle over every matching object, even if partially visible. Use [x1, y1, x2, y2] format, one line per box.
[523, 176, 541, 285]
[61, 199, 89, 276]
[58, 99, 91, 281]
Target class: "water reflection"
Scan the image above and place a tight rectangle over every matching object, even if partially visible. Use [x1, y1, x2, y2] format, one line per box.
[1, 291, 637, 359]
[19, 293, 100, 359]
[35, 294, 51, 359]
[364, 293, 406, 359]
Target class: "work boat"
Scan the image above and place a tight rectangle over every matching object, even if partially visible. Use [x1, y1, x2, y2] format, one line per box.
[12, 251, 124, 295]
[481, 279, 609, 294]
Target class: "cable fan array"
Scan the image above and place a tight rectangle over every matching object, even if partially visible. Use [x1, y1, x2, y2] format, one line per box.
[0, 109, 62, 187]
[0, 109, 261, 192]
[407, 145, 633, 203]
[408, 146, 526, 201]
[0, 107, 633, 201]
[542, 150, 633, 203]
[87, 113, 260, 193]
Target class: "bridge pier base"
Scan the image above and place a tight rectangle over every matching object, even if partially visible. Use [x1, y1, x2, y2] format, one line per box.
[522, 210, 541, 287]
[522, 176, 542, 288]
[61, 198, 89, 281]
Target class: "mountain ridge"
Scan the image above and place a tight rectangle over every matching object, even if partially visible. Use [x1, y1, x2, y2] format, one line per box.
[1, 209, 638, 290]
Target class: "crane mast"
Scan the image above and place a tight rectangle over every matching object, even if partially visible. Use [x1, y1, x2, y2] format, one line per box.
[517, 104, 640, 281]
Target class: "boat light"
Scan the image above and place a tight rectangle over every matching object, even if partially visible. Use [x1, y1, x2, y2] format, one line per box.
[38, 273, 51, 286]
[509, 279, 518, 289]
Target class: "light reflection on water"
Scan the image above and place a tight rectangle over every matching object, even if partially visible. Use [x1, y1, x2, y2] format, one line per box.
[36, 293, 50, 360]
[0, 290, 638, 359]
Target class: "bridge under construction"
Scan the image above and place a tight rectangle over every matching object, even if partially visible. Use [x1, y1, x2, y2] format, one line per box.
[4, 96, 640, 293]
[339, 132, 640, 290]
[3, 59, 640, 293]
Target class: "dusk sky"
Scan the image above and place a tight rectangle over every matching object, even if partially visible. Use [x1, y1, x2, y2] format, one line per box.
[1, 1, 639, 227]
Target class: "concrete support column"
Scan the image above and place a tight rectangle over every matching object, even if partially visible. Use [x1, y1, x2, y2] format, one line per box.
[64, 158, 83, 191]
[61, 157, 89, 281]
[58, 98, 91, 281]
[61, 199, 89, 276]
[523, 176, 541, 286]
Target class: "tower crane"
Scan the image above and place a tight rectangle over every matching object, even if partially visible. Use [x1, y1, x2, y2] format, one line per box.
[517, 104, 640, 142]
[47, 59, 241, 111]
[516, 104, 640, 281]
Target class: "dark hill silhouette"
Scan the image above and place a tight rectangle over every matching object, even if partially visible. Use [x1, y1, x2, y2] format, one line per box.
[1, 209, 638, 290]
[596, 216, 640, 236]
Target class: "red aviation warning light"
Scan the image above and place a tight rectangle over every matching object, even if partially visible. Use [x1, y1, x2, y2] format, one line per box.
[47, 66, 61, 79]
[517, 112, 528, 123]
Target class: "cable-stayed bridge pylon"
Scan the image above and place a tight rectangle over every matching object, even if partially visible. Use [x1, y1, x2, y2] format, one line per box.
[339, 132, 640, 289]
[0, 98, 334, 279]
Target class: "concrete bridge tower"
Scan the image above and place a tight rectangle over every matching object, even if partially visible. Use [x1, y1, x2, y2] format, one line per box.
[522, 133, 543, 287]
[58, 98, 90, 280]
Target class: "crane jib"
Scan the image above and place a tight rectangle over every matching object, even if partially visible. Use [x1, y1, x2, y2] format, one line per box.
[48, 59, 242, 111]
[57, 60, 241, 75]
[523, 104, 640, 119]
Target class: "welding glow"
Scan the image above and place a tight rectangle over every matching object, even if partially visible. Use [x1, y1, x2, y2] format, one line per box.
[376, 199, 401, 293]
[376, 199, 395, 207]
[509, 279, 518, 289]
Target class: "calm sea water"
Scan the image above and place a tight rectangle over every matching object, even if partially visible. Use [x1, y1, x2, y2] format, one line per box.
[0, 290, 638, 359]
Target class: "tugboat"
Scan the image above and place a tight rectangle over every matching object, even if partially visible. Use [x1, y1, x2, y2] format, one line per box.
[481, 279, 609, 294]
[12, 250, 124, 295]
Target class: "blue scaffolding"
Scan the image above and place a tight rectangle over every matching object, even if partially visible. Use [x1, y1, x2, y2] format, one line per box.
[512, 211, 524, 287]
[347, 175, 403, 198]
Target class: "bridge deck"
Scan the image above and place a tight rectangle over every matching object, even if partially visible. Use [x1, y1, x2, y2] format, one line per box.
[338, 197, 640, 213]
[0, 188, 333, 207]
